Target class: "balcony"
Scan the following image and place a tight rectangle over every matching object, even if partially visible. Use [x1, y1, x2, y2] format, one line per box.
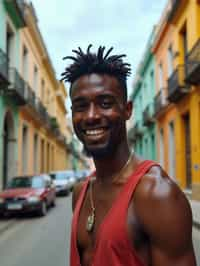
[134, 122, 144, 137]
[154, 90, 166, 115]
[35, 97, 48, 122]
[129, 121, 144, 142]
[7, 67, 26, 105]
[3, 0, 26, 28]
[0, 49, 9, 86]
[25, 82, 36, 108]
[143, 104, 155, 126]
[167, 65, 190, 103]
[185, 38, 200, 85]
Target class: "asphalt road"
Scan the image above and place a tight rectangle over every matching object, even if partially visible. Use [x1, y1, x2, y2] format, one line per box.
[0, 195, 72, 266]
[0, 194, 199, 266]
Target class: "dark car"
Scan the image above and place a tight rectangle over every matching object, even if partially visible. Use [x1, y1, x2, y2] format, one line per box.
[0, 174, 56, 217]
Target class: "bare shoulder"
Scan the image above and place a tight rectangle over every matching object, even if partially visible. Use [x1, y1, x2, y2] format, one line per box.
[72, 181, 85, 212]
[133, 165, 195, 263]
[134, 165, 192, 230]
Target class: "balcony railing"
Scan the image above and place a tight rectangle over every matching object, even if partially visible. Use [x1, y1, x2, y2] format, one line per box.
[24, 82, 36, 108]
[7, 67, 26, 105]
[0, 49, 9, 85]
[154, 90, 166, 115]
[143, 104, 155, 126]
[185, 38, 200, 85]
[35, 97, 48, 122]
[167, 65, 189, 103]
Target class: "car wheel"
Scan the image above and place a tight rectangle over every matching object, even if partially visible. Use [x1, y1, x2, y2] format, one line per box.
[39, 201, 47, 216]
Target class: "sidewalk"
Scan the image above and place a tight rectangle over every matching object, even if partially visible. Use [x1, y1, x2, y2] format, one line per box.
[189, 199, 200, 228]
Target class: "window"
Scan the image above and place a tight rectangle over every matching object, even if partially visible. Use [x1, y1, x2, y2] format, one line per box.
[167, 45, 173, 77]
[33, 134, 38, 173]
[158, 63, 165, 104]
[159, 128, 164, 167]
[6, 27, 15, 68]
[33, 65, 38, 93]
[168, 121, 176, 179]
[158, 63, 163, 90]
[41, 79, 45, 101]
[22, 125, 28, 174]
[150, 70, 154, 95]
[22, 45, 28, 81]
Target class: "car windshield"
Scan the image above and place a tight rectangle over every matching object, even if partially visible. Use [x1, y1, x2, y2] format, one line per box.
[7, 177, 32, 188]
[7, 176, 44, 189]
[50, 172, 74, 180]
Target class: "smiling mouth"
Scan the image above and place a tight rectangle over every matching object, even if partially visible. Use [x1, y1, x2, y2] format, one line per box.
[83, 128, 108, 139]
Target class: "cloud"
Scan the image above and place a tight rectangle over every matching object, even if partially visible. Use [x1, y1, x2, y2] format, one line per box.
[31, 0, 167, 94]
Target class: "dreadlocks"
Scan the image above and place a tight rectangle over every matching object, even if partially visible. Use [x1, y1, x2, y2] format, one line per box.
[61, 45, 131, 100]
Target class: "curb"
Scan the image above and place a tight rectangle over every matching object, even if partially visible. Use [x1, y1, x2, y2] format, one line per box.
[0, 219, 16, 235]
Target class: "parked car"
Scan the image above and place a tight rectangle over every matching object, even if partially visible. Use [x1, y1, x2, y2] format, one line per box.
[49, 170, 76, 196]
[0, 174, 56, 217]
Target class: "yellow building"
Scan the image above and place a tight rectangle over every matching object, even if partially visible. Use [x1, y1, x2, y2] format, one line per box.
[152, 0, 200, 199]
[17, 2, 69, 175]
[167, 0, 200, 199]
[152, 2, 177, 182]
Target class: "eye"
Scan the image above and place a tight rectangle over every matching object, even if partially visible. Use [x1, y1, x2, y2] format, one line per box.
[72, 101, 88, 112]
[99, 98, 115, 109]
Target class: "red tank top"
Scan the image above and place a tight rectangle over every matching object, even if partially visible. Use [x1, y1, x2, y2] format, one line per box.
[70, 160, 159, 266]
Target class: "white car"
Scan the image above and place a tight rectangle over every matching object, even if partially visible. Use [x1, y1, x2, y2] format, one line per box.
[49, 171, 75, 196]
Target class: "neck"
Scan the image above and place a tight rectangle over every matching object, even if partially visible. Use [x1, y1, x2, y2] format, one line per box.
[93, 143, 132, 185]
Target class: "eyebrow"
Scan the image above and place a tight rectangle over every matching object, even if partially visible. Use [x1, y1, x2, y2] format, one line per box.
[72, 96, 88, 104]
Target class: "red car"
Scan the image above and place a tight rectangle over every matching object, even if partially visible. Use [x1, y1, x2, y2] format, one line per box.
[0, 174, 56, 217]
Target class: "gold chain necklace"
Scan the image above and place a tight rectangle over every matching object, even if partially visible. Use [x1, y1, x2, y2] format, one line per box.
[86, 151, 133, 233]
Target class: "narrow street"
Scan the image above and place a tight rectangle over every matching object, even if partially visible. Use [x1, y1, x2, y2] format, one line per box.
[0, 194, 200, 266]
[0, 195, 72, 266]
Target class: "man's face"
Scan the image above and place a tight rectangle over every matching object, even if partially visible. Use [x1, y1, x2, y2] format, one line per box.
[71, 73, 132, 159]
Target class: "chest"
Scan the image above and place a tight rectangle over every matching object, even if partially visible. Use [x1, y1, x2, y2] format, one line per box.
[76, 186, 146, 256]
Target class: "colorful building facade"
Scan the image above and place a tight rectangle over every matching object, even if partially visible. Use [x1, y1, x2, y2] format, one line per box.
[129, 0, 200, 200]
[166, 0, 200, 198]
[0, 1, 74, 190]
[129, 29, 157, 161]
[0, 0, 25, 188]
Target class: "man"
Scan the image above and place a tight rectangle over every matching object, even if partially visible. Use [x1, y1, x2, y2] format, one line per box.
[62, 45, 196, 266]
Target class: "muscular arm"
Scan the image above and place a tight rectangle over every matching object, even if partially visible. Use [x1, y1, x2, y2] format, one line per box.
[134, 167, 196, 266]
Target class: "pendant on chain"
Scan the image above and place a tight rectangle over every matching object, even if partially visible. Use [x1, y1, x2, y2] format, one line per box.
[86, 210, 95, 232]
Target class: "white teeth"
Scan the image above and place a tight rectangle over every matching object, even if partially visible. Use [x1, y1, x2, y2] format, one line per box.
[86, 129, 104, 136]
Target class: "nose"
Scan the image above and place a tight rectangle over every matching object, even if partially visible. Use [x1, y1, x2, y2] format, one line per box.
[85, 103, 100, 123]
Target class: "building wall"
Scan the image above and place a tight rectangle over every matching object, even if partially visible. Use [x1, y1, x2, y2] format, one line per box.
[171, 0, 200, 189]
[0, 1, 22, 189]
[152, 19, 177, 176]
[17, 8, 69, 175]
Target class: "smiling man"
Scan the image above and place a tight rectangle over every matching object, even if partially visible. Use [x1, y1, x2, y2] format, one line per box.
[62, 45, 196, 266]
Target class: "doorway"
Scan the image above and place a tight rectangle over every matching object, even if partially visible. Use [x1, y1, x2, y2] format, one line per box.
[2, 111, 15, 188]
[183, 113, 192, 189]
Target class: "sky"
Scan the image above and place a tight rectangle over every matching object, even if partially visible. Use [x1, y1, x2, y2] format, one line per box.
[31, 0, 167, 99]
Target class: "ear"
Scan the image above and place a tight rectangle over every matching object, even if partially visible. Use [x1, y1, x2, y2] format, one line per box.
[125, 101, 133, 120]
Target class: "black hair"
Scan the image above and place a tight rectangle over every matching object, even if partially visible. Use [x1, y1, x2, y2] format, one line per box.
[61, 45, 131, 100]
